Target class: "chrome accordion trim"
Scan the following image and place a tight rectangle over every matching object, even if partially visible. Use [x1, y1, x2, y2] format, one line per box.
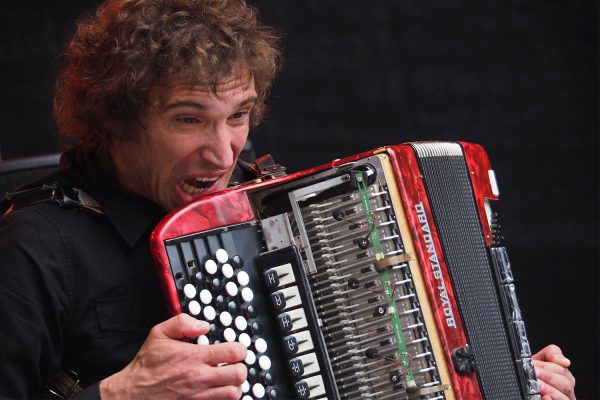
[411, 142, 463, 158]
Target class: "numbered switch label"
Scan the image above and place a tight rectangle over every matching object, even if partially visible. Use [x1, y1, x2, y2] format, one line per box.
[283, 330, 314, 355]
[263, 263, 296, 289]
[277, 308, 307, 333]
[271, 286, 302, 311]
[289, 353, 320, 378]
[295, 375, 325, 399]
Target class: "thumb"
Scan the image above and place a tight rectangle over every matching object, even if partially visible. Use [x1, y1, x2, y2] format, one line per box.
[150, 313, 210, 340]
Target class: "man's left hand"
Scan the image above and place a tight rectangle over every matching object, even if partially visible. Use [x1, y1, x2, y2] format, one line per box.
[533, 344, 576, 400]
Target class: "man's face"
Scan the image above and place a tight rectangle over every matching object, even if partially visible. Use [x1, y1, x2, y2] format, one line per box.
[110, 72, 257, 211]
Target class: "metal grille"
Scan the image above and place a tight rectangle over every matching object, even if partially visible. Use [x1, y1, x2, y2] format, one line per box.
[415, 149, 522, 400]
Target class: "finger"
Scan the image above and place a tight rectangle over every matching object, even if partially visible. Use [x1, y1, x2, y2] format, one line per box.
[535, 362, 576, 398]
[203, 363, 248, 388]
[538, 380, 569, 400]
[150, 314, 210, 340]
[194, 341, 247, 365]
[533, 359, 575, 383]
[533, 344, 571, 368]
[195, 384, 243, 400]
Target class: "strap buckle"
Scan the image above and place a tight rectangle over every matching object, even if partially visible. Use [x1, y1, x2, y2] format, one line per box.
[47, 369, 83, 399]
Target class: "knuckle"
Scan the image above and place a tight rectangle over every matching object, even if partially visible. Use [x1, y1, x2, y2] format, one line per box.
[234, 343, 247, 361]
[184, 370, 205, 389]
[547, 344, 561, 353]
[224, 385, 242, 399]
[176, 313, 191, 326]
[234, 364, 248, 383]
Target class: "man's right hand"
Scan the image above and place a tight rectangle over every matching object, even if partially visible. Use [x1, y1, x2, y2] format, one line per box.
[99, 313, 247, 399]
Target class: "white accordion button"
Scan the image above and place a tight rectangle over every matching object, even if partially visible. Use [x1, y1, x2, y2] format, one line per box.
[215, 248, 229, 264]
[234, 316, 248, 331]
[203, 305, 216, 321]
[241, 287, 254, 302]
[254, 338, 268, 353]
[223, 327, 236, 342]
[199, 289, 212, 305]
[225, 281, 239, 297]
[196, 335, 209, 345]
[183, 283, 196, 299]
[204, 259, 218, 275]
[219, 311, 233, 327]
[188, 300, 201, 316]
[258, 355, 272, 371]
[245, 349, 256, 365]
[241, 380, 250, 394]
[252, 383, 265, 398]
[237, 271, 250, 286]
[239, 332, 252, 348]
[221, 263, 234, 278]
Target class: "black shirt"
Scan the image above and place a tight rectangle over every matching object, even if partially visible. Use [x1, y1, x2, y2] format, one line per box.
[0, 147, 169, 399]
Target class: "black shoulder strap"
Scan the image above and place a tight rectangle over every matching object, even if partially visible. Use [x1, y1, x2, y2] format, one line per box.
[1, 182, 103, 218]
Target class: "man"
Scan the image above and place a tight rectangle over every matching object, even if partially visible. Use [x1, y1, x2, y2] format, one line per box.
[0, 0, 575, 399]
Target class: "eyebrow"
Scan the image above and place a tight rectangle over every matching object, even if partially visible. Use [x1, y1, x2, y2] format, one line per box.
[162, 96, 258, 111]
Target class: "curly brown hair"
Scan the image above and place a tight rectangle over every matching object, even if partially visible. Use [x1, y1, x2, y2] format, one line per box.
[54, 0, 281, 153]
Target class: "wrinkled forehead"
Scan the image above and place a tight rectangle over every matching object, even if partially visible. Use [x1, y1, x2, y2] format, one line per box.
[149, 68, 255, 106]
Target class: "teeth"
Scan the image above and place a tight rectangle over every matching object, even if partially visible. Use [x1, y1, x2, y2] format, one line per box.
[180, 176, 219, 195]
[195, 177, 218, 183]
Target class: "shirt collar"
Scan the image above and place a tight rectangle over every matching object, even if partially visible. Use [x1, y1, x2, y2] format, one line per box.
[59, 147, 167, 248]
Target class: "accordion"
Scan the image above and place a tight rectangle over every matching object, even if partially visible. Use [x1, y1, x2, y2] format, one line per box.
[151, 142, 540, 400]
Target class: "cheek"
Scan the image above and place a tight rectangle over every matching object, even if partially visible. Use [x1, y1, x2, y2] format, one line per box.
[233, 130, 250, 156]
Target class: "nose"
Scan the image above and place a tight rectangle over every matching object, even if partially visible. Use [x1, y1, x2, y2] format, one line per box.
[200, 122, 237, 171]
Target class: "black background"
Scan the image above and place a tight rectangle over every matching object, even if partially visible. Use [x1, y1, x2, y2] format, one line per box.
[1, 1, 598, 398]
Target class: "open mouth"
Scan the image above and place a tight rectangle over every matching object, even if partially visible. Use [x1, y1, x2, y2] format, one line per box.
[180, 176, 219, 194]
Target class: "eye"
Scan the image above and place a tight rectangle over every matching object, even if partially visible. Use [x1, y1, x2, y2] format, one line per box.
[229, 111, 249, 121]
[176, 116, 200, 124]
